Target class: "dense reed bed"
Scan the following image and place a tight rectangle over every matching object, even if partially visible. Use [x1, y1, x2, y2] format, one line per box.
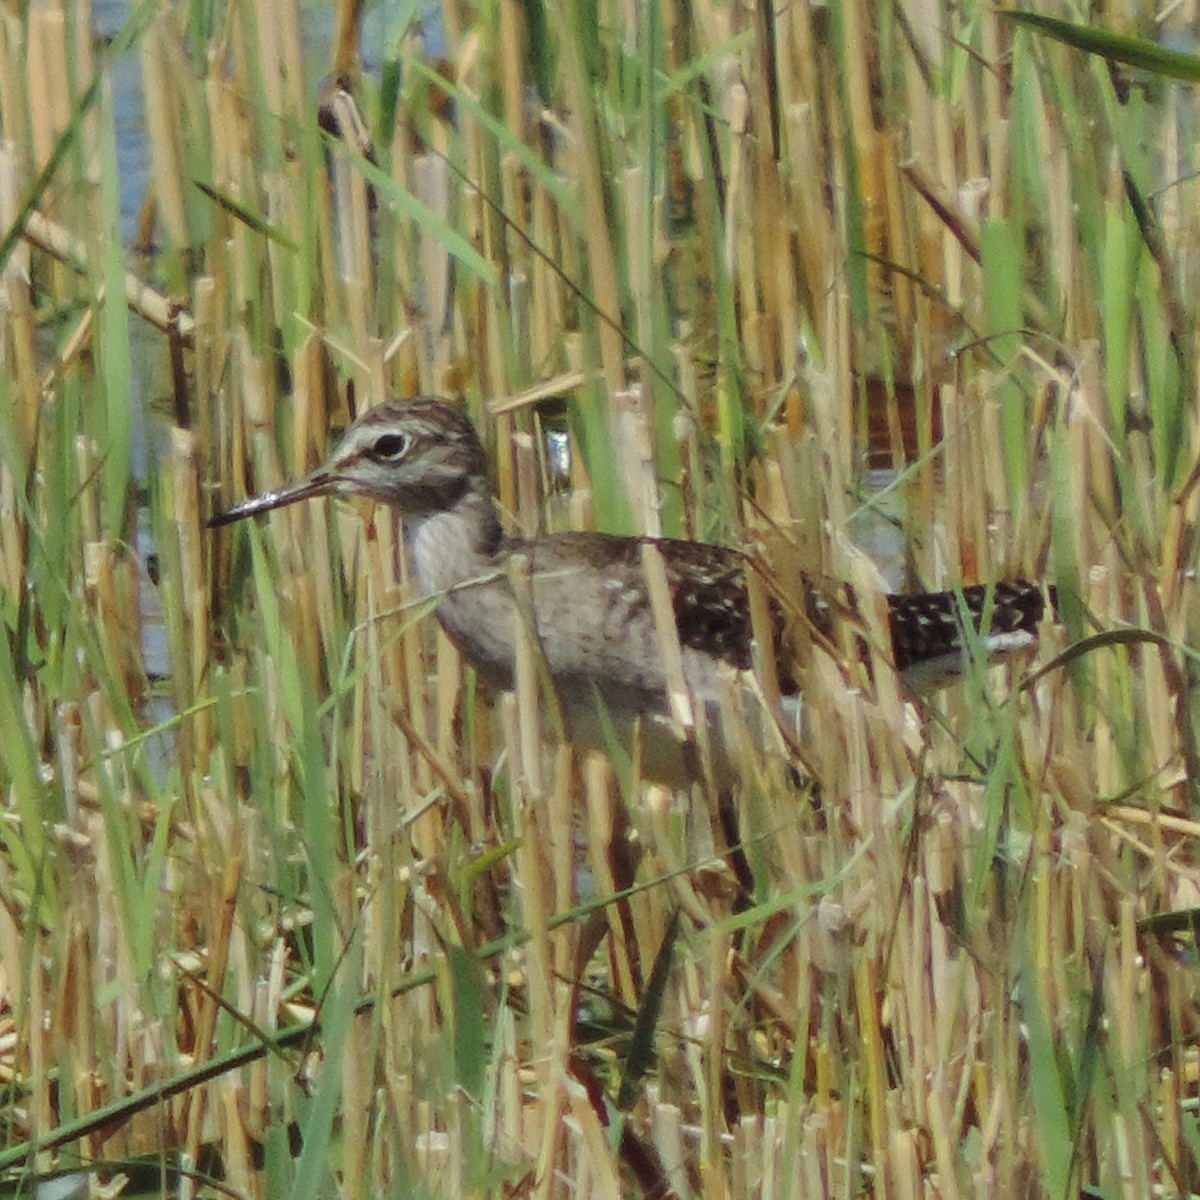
[1, 0, 1198, 1195]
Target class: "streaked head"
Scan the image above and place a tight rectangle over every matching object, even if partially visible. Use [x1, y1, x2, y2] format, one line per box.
[209, 397, 488, 527]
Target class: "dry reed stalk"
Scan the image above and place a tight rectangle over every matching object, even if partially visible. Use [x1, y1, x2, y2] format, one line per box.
[723, 75, 754, 344]
[619, 166, 648, 355]
[484, 1008, 523, 1166]
[307, 142, 343, 341]
[81, 812, 136, 1157]
[0, 146, 39, 463]
[482, 405, 515, 555]
[85, 537, 141, 710]
[615, 384, 663, 536]
[180, 852, 242, 1177]
[548, 741, 577, 967]
[26, 5, 69, 179]
[503, 202, 531, 380]
[262, 165, 300, 325]
[480, 260, 511, 429]
[340, 1011, 370, 1200]
[512, 425, 541, 539]
[979, 377, 1013, 568]
[413, 154, 455, 388]
[853, 59, 892, 334]
[880, 133, 915, 362]
[432, 618, 468, 803]
[386, 132, 418, 347]
[566, 1073, 623, 1200]
[705, 924, 735, 1190]
[505, 550, 553, 973]
[528, 161, 561, 373]
[851, 954, 888, 1190]
[581, 755, 639, 1005]
[296, 343, 343, 652]
[192, 277, 224, 566]
[242, 945, 281, 1143]
[940, 380, 967, 577]
[140, 16, 188, 252]
[555, 26, 624, 400]
[331, 146, 375, 388]
[1139, 601, 1176, 779]
[788, 106, 834, 336]
[216, 1077, 254, 1195]
[357, 545, 393, 824]
[73, 435, 101, 545]
[22, 926, 49, 1165]
[171, 424, 206, 687]
[0, 14, 27, 170]
[56, 916, 95, 1160]
[18, 207, 197, 339]
[642, 542, 695, 739]
[509, 270, 533, 391]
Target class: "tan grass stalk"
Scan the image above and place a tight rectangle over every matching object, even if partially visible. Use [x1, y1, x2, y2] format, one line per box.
[140, 17, 188, 252]
[565, 1074, 622, 1200]
[489, 371, 590, 416]
[0, 14, 27, 172]
[0, 147, 39, 461]
[9, 206, 204, 336]
[528, 158, 562, 371]
[181, 852, 242, 1175]
[27, 5, 70, 179]
[853, 954, 890, 1190]
[582, 754, 639, 1007]
[171, 426, 206, 682]
[556, 17, 625, 396]
[880, 135, 915, 363]
[332, 147, 375, 383]
[191, 275, 219, 489]
[414, 154, 455, 389]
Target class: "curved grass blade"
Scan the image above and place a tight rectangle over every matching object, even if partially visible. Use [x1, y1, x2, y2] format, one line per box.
[617, 910, 680, 1111]
[1000, 10, 1200, 83]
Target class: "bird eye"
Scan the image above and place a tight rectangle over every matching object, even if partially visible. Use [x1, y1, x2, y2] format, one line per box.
[371, 433, 409, 461]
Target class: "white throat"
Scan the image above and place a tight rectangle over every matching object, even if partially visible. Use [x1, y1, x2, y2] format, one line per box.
[404, 488, 503, 600]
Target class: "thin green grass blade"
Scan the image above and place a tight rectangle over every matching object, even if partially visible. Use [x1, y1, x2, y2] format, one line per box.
[969, 706, 1018, 915]
[617, 910, 680, 1110]
[285, 944, 362, 1200]
[1019, 940, 1075, 1200]
[1001, 10, 1200, 83]
[0, 631, 46, 901]
[244, 523, 338, 983]
[409, 59, 577, 217]
[328, 132, 498, 289]
[192, 180, 300, 250]
[655, 30, 755, 98]
[448, 942, 488, 1104]
[980, 217, 1028, 502]
[247, 526, 304, 738]
[97, 78, 133, 538]
[1101, 199, 1137, 440]
[828, 0, 869, 331]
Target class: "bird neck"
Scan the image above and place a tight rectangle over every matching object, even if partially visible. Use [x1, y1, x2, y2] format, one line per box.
[405, 476, 506, 599]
